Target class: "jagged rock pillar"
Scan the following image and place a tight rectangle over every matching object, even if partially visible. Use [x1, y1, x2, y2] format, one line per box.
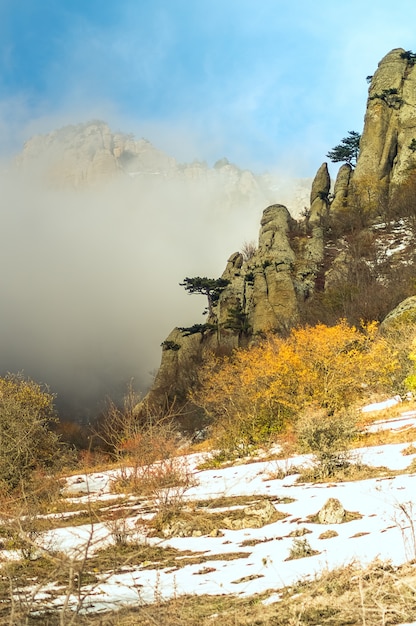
[245, 205, 299, 333]
[309, 163, 331, 223]
[331, 164, 352, 213]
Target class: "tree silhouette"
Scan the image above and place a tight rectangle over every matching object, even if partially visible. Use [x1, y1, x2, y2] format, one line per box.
[326, 131, 361, 167]
[180, 276, 229, 317]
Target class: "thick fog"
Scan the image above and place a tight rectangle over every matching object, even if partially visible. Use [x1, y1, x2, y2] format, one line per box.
[0, 161, 298, 420]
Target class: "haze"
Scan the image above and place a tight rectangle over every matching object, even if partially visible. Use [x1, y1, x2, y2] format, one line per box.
[0, 155, 284, 418]
[2, 0, 416, 417]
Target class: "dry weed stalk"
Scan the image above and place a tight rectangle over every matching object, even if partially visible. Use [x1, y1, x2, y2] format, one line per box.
[394, 499, 416, 561]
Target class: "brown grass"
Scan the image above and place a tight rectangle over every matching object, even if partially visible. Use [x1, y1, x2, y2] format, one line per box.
[150, 496, 288, 536]
[88, 542, 250, 573]
[297, 461, 401, 484]
[18, 558, 416, 626]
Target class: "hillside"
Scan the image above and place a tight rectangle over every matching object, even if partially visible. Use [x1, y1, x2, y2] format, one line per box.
[1, 400, 416, 624]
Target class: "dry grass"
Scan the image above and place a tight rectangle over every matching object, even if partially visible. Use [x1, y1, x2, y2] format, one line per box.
[402, 443, 416, 456]
[193, 494, 295, 508]
[14, 559, 416, 626]
[88, 542, 250, 573]
[357, 426, 416, 447]
[150, 496, 288, 536]
[3, 399, 416, 625]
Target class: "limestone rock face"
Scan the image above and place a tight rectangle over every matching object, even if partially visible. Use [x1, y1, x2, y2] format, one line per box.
[310, 163, 330, 222]
[318, 498, 345, 524]
[244, 205, 299, 334]
[150, 328, 204, 403]
[380, 295, 416, 328]
[205, 204, 303, 338]
[354, 48, 416, 196]
[331, 164, 352, 213]
[354, 49, 405, 186]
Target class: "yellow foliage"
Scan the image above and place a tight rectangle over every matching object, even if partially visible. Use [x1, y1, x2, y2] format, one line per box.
[192, 321, 398, 455]
[0, 373, 54, 414]
[0, 373, 59, 492]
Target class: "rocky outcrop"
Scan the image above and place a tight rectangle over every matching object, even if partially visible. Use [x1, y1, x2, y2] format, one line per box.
[150, 201, 328, 410]
[354, 48, 416, 198]
[215, 199, 329, 335]
[246, 205, 299, 333]
[310, 163, 331, 222]
[331, 164, 352, 213]
[380, 295, 416, 328]
[160, 498, 279, 538]
[147, 48, 416, 414]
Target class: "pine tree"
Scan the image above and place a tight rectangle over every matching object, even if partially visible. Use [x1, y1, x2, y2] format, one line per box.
[326, 131, 361, 167]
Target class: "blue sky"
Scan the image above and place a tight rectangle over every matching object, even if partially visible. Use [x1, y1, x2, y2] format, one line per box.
[2, 1, 416, 175]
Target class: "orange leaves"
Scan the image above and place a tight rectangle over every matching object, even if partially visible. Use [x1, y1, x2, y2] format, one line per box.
[193, 321, 399, 454]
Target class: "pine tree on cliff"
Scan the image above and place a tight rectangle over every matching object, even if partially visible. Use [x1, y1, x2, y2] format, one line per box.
[180, 277, 229, 317]
[326, 130, 361, 167]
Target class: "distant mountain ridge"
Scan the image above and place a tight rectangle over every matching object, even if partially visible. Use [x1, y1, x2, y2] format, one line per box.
[15, 119, 310, 216]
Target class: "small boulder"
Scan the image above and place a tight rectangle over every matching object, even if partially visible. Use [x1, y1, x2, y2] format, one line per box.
[243, 499, 276, 524]
[318, 498, 345, 524]
[223, 499, 277, 530]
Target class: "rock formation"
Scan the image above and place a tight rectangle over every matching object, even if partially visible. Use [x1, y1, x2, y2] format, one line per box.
[380, 295, 416, 328]
[149, 200, 326, 408]
[148, 47, 416, 414]
[317, 498, 345, 524]
[331, 164, 352, 213]
[309, 163, 331, 223]
[353, 48, 416, 200]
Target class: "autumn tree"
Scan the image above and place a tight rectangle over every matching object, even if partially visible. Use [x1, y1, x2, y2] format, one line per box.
[192, 321, 398, 457]
[403, 332, 416, 394]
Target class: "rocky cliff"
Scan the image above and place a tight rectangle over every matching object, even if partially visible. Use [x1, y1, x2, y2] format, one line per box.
[149, 48, 416, 414]
[350, 48, 416, 199]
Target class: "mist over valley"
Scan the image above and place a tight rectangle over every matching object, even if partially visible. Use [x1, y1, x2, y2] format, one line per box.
[0, 121, 309, 420]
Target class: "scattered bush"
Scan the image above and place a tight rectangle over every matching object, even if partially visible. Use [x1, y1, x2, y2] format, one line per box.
[286, 537, 319, 560]
[241, 240, 257, 261]
[296, 407, 358, 479]
[99, 384, 196, 520]
[0, 373, 61, 494]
